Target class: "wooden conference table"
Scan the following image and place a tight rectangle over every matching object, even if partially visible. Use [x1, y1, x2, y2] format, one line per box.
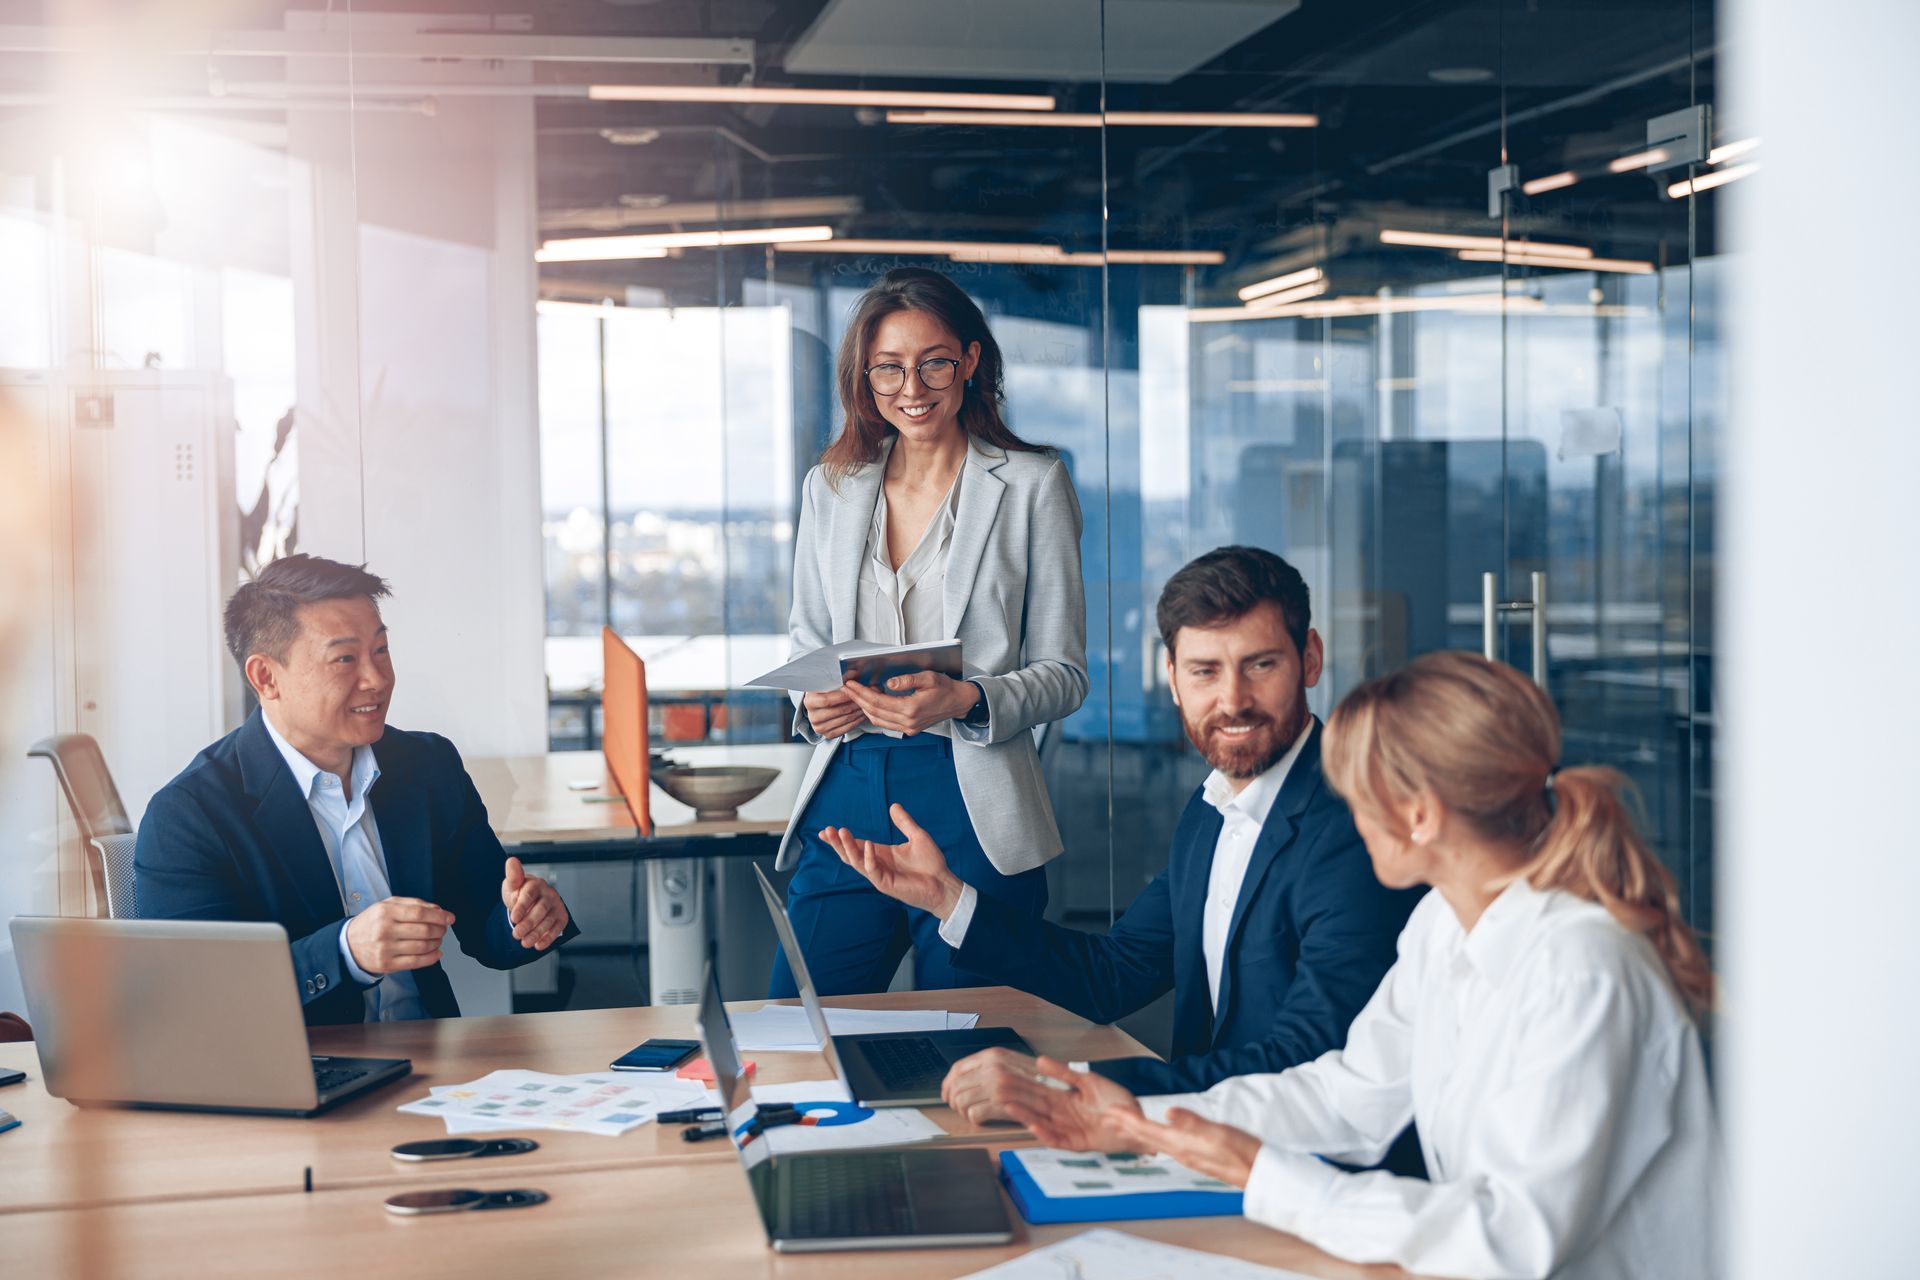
[468, 743, 813, 861]
[1, 988, 1413, 1280]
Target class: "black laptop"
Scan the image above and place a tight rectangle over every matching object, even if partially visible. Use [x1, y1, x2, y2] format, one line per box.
[695, 963, 1013, 1252]
[752, 864, 1030, 1106]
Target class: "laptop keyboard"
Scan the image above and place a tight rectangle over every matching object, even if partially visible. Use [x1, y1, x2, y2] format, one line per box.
[311, 1062, 374, 1094]
[781, 1154, 915, 1239]
[862, 1037, 948, 1090]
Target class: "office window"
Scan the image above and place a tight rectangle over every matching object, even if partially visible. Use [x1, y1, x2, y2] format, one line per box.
[537, 304, 797, 747]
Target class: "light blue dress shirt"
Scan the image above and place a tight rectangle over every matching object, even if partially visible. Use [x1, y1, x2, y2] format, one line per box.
[260, 714, 426, 1022]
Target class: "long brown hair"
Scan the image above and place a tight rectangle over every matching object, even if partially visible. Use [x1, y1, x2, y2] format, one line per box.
[1322, 650, 1713, 1014]
[821, 268, 1047, 483]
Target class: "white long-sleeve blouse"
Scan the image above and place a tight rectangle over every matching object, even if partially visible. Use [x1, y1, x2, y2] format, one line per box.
[1141, 880, 1720, 1280]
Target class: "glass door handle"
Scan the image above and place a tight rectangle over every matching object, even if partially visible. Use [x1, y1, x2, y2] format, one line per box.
[1529, 571, 1548, 694]
[1482, 571, 1499, 664]
[1480, 571, 1550, 693]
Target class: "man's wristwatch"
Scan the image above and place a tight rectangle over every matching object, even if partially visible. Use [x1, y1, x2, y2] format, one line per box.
[962, 679, 991, 727]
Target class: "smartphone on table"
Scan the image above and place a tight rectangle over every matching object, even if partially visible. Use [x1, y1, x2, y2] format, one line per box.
[609, 1038, 700, 1072]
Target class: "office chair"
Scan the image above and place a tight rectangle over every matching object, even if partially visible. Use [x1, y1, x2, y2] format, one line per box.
[89, 833, 140, 920]
[27, 733, 135, 916]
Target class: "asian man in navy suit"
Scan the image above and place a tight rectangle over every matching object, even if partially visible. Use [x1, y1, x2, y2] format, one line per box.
[135, 555, 577, 1025]
[822, 546, 1420, 1119]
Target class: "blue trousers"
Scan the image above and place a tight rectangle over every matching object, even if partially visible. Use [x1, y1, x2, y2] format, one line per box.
[769, 732, 1048, 997]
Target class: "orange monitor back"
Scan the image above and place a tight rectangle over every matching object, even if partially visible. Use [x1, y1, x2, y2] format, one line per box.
[600, 627, 653, 837]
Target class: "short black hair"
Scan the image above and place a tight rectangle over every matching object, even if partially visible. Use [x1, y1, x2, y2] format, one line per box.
[223, 554, 390, 675]
[1156, 545, 1311, 658]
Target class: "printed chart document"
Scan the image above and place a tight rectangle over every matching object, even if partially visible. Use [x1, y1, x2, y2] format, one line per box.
[727, 1003, 980, 1052]
[957, 1228, 1317, 1280]
[744, 638, 962, 693]
[399, 1069, 708, 1137]
[1012, 1149, 1240, 1199]
[718, 1077, 945, 1154]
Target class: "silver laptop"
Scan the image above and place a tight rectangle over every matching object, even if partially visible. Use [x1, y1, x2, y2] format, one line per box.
[695, 962, 1013, 1252]
[9, 917, 410, 1116]
[753, 864, 1029, 1106]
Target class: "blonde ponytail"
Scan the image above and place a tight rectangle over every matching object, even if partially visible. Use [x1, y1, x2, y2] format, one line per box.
[1524, 765, 1713, 1014]
[1324, 651, 1714, 1016]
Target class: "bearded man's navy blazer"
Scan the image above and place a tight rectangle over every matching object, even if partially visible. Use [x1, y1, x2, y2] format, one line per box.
[953, 722, 1419, 1095]
[135, 710, 577, 1025]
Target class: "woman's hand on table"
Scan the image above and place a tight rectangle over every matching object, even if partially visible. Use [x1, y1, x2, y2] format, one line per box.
[1103, 1106, 1263, 1189]
[991, 1055, 1142, 1151]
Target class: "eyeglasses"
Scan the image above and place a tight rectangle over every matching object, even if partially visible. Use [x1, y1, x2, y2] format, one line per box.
[864, 358, 961, 397]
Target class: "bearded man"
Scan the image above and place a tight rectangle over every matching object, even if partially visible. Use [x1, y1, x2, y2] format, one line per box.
[819, 545, 1420, 1104]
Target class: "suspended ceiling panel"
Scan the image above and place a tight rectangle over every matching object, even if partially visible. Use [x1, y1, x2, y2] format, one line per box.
[782, 0, 1300, 85]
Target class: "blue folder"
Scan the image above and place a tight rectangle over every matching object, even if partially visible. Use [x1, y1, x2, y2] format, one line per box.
[998, 1149, 1245, 1224]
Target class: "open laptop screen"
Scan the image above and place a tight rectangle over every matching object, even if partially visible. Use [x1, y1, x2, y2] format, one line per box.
[751, 864, 850, 1087]
[694, 963, 774, 1182]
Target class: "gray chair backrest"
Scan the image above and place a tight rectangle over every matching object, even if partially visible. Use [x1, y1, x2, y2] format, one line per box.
[90, 832, 141, 920]
[27, 734, 133, 843]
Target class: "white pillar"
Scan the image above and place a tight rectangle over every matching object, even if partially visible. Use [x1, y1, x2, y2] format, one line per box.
[1725, 1, 1920, 1274]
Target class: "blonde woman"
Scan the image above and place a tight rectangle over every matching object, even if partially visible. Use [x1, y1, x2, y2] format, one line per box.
[1003, 651, 1718, 1280]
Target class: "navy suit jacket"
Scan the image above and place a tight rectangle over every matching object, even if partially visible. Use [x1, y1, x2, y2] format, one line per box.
[955, 722, 1420, 1095]
[134, 711, 577, 1026]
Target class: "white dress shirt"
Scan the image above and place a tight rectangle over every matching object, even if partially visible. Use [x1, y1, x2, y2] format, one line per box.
[1140, 880, 1721, 1280]
[261, 714, 425, 1023]
[1196, 719, 1311, 1011]
[940, 717, 1315, 1004]
[850, 463, 962, 742]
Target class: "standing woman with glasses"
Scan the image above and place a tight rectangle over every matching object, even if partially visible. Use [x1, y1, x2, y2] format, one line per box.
[770, 267, 1087, 997]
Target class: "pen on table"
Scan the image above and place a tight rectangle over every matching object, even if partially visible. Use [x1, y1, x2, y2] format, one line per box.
[0, 1108, 20, 1135]
[657, 1106, 723, 1125]
[746, 1111, 804, 1138]
[683, 1104, 802, 1143]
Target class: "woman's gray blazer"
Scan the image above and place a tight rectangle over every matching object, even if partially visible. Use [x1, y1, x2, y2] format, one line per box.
[777, 439, 1089, 876]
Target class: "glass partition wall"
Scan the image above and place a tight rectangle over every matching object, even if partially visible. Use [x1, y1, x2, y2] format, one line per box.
[0, 1, 1728, 1030]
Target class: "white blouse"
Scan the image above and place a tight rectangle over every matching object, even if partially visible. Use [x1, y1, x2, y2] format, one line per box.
[850, 464, 963, 740]
[1141, 879, 1720, 1280]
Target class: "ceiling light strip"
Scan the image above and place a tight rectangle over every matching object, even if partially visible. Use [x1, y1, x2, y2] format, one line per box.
[1521, 170, 1578, 196]
[1238, 266, 1324, 301]
[1380, 229, 1593, 259]
[770, 237, 993, 255]
[887, 110, 1101, 127]
[1608, 147, 1670, 173]
[1189, 293, 1544, 323]
[775, 238, 1219, 264]
[536, 225, 833, 262]
[1667, 162, 1760, 198]
[1456, 249, 1654, 274]
[1103, 111, 1318, 128]
[948, 246, 1102, 264]
[589, 86, 1056, 111]
[1244, 280, 1329, 310]
[886, 110, 1317, 128]
[1707, 137, 1760, 165]
[1104, 249, 1225, 265]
